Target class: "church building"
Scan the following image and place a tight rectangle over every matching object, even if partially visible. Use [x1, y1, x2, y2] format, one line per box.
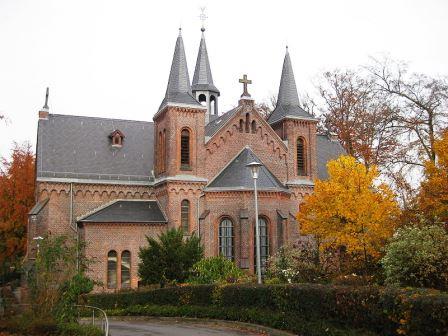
[27, 26, 344, 291]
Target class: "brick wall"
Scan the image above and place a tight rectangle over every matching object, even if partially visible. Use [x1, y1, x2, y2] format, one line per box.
[80, 222, 165, 292]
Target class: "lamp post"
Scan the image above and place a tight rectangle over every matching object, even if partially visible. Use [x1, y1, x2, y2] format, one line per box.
[33, 236, 44, 256]
[246, 161, 263, 284]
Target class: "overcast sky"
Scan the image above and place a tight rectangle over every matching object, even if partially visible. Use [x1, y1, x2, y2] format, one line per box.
[1, 0, 447, 156]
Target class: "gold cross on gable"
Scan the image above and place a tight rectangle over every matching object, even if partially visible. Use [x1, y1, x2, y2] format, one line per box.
[239, 74, 252, 97]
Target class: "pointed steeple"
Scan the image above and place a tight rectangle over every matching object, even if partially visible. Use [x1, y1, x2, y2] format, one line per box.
[191, 25, 220, 124]
[267, 47, 315, 124]
[159, 29, 201, 111]
[192, 31, 220, 95]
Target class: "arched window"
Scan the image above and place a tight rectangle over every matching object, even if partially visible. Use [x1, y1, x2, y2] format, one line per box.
[210, 95, 217, 115]
[254, 217, 269, 274]
[181, 200, 190, 233]
[297, 137, 306, 176]
[219, 218, 234, 260]
[180, 129, 190, 169]
[239, 119, 244, 132]
[198, 94, 207, 106]
[251, 120, 256, 134]
[121, 250, 131, 289]
[107, 250, 117, 289]
[245, 113, 250, 133]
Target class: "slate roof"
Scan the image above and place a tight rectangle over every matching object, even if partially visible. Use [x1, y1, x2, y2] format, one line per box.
[36, 114, 154, 182]
[267, 48, 316, 124]
[29, 198, 49, 215]
[206, 147, 287, 191]
[159, 30, 202, 111]
[192, 32, 220, 95]
[78, 200, 167, 223]
[204, 106, 240, 137]
[316, 134, 346, 180]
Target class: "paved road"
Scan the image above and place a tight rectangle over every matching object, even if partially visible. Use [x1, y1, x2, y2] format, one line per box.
[108, 318, 270, 336]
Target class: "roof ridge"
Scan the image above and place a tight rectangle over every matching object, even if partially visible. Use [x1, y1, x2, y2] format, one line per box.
[49, 113, 153, 124]
[77, 199, 120, 222]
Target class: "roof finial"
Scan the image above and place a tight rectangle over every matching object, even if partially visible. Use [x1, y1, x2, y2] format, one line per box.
[178, 27, 182, 36]
[43, 87, 49, 110]
[286, 45, 289, 54]
[199, 7, 207, 33]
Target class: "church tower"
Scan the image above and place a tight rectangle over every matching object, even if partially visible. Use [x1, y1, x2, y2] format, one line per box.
[153, 28, 206, 179]
[191, 26, 220, 124]
[267, 47, 318, 182]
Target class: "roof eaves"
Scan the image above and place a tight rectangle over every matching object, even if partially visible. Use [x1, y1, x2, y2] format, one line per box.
[28, 198, 49, 215]
[154, 101, 206, 121]
[77, 199, 120, 222]
[204, 186, 290, 193]
[37, 176, 154, 186]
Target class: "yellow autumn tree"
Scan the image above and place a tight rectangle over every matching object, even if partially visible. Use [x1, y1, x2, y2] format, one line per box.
[419, 131, 448, 224]
[297, 155, 400, 272]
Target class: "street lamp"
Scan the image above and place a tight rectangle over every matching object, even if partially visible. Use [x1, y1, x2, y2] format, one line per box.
[33, 236, 44, 256]
[246, 161, 263, 284]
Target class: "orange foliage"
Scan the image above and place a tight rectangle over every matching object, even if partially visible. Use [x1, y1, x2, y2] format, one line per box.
[297, 156, 400, 262]
[419, 131, 448, 224]
[0, 143, 35, 266]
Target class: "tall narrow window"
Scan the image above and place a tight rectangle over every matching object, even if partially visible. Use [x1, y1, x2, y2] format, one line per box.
[162, 129, 166, 172]
[254, 218, 269, 274]
[121, 250, 131, 289]
[245, 113, 250, 133]
[219, 218, 234, 260]
[180, 129, 190, 169]
[297, 137, 306, 176]
[239, 119, 244, 132]
[251, 120, 257, 134]
[181, 200, 190, 233]
[158, 131, 162, 173]
[107, 250, 117, 289]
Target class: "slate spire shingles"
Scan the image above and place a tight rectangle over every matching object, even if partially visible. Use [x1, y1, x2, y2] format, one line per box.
[159, 29, 201, 111]
[267, 47, 315, 124]
[192, 31, 220, 95]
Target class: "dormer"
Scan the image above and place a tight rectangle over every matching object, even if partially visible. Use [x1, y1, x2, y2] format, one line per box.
[109, 129, 125, 148]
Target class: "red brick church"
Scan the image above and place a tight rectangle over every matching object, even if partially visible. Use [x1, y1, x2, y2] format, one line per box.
[27, 27, 344, 291]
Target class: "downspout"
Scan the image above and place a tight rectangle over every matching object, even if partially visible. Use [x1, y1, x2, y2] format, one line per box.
[69, 182, 79, 271]
[197, 193, 205, 238]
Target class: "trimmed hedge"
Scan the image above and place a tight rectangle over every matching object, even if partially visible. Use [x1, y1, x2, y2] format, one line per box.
[106, 304, 377, 336]
[87, 284, 448, 336]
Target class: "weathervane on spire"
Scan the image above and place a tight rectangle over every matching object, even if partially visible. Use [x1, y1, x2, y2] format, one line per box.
[199, 7, 207, 32]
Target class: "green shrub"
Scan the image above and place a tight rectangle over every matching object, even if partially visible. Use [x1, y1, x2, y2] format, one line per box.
[88, 283, 448, 335]
[138, 228, 203, 287]
[87, 284, 214, 309]
[266, 242, 332, 284]
[105, 304, 377, 336]
[381, 225, 448, 290]
[188, 256, 245, 284]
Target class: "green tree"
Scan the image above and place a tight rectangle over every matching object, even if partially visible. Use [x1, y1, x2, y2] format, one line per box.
[138, 228, 203, 287]
[188, 256, 244, 284]
[28, 234, 94, 322]
[381, 224, 448, 290]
